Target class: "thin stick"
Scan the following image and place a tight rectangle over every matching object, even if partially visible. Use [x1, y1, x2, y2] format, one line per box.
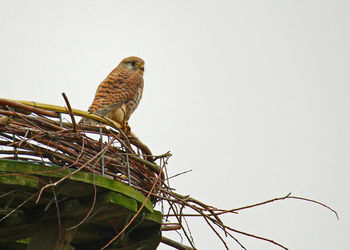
[66, 174, 97, 230]
[215, 193, 339, 219]
[202, 216, 230, 250]
[288, 195, 339, 219]
[167, 169, 193, 180]
[61, 93, 78, 132]
[0, 192, 39, 222]
[161, 223, 182, 231]
[0, 98, 59, 117]
[161, 236, 195, 250]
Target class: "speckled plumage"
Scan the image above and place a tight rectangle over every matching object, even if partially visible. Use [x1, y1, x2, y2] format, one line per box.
[80, 56, 144, 125]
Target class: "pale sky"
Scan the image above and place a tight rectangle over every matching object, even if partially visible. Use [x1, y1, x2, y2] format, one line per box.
[0, 1, 349, 249]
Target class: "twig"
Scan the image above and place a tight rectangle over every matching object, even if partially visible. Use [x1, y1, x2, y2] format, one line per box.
[202, 216, 231, 250]
[61, 93, 78, 132]
[167, 169, 193, 180]
[0, 191, 39, 222]
[161, 236, 195, 250]
[66, 174, 97, 230]
[215, 193, 339, 219]
[0, 98, 59, 117]
[162, 223, 182, 231]
[288, 195, 339, 219]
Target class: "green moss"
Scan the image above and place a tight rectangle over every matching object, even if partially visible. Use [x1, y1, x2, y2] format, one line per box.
[0, 159, 154, 212]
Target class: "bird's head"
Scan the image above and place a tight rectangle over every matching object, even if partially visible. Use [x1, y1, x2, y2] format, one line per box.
[119, 56, 145, 76]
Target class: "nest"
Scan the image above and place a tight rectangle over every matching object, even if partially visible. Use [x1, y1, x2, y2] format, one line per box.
[0, 98, 164, 198]
[0, 97, 338, 250]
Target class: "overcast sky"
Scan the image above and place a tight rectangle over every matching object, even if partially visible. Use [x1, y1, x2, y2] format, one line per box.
[0, 1, 349, 249]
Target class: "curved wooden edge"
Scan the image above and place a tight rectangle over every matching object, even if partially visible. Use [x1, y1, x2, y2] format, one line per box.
[0, 159, 155, 213]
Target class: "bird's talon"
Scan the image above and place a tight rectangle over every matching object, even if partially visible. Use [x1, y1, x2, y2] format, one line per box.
[121, 121, 131, 134]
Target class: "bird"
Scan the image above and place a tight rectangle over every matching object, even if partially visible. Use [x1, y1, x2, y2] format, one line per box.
[79, 56, 145, 130]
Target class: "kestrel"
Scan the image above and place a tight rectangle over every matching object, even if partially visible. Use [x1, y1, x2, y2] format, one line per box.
[79, 56, 145, 128]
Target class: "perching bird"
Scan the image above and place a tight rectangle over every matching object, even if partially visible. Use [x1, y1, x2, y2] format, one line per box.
[79, 56, 144, 129]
